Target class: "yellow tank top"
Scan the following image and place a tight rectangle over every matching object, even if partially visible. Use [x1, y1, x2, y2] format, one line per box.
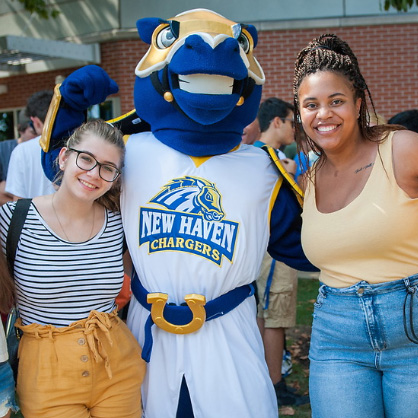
[302, 131, 418, 287]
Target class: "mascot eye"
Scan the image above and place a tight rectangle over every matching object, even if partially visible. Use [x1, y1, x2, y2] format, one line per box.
[156, 27, 177, 49]
[237, 33, 250, 53]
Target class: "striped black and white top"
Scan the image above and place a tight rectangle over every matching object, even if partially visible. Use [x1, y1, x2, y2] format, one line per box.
[0, 201, 125, 327]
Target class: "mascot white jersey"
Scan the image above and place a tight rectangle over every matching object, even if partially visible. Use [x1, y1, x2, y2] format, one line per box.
[41, 9, 316, 418]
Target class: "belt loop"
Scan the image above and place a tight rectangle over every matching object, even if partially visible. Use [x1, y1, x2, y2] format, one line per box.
[404, 277, 414, 293]
[48, 328, 55, 341]
[248, 282, 255, 297]
[318, 284, 326, 298]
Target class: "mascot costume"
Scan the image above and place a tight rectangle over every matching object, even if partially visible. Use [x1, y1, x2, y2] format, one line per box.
[41, 9, 316, 418]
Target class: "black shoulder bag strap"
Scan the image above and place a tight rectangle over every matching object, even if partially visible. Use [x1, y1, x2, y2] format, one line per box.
[6, 198, 32, 276]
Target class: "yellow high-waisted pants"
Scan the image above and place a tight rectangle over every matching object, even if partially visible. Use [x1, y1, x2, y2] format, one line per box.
[15, 310, 145, 418]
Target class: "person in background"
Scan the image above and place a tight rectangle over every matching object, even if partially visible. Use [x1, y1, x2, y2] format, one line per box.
[6, 91, 56, 200]
[255, 99, 295, 152]
[388, 109, 418, 133]
[0, 119, 145, 418]
[253, 97, 308, 406]
[0, 247, 19, 418]
[254, 97, 297, 176]
[0, 110, 37, 204]
[294, 33, 418, 417]
[255, 252, 309, 407]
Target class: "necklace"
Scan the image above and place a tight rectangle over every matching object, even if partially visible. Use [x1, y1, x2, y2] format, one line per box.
[51, 194, 95, 242]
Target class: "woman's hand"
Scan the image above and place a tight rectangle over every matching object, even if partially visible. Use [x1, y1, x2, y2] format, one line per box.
[280, 158, 297, 176]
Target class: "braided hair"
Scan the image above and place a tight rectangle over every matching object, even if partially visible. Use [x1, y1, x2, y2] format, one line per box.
[293, 34, 402, 169]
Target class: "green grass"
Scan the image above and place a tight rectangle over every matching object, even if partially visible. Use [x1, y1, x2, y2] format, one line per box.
[296, 276, 319, 326]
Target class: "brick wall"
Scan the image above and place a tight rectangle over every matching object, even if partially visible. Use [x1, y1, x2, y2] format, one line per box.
[100, 39, 148, 114]
[1, 22, 417, 123]
[0, 67, 79, 110]
[257, 23, 418, 122]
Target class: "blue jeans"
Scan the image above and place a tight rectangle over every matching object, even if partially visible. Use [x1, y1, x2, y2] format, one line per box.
[309, 274, 418, 418]
[0, 360, 19, 414]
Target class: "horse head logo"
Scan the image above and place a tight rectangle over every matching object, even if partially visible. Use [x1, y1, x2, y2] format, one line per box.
[150, 176, 225, 221]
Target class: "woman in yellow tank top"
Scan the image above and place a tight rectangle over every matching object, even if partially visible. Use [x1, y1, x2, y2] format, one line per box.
[293, 34, 418, 418]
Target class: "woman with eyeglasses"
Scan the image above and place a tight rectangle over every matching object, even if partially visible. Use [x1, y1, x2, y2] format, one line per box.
[0, 119, 145, 418]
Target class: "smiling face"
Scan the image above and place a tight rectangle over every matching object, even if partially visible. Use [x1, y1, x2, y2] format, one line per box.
[297, 71, 362, 154]
[59, 133, 123, 203]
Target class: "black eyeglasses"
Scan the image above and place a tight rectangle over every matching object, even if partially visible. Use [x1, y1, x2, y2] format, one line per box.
[281, 118, 295, 128]
[28, 120, 35, 132]
[68, 148, 121, 182]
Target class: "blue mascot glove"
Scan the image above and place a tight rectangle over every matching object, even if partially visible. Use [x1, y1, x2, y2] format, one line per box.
[42, 65, 119, 182]
[60, 65, 119, 111]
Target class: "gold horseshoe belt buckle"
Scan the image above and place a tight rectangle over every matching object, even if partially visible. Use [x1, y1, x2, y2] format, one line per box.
[147, 292, 206, 334]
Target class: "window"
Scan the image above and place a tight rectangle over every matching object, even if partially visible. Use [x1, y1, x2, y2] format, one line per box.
[87, 97, 121, 121]
[0, 109, 20, 141]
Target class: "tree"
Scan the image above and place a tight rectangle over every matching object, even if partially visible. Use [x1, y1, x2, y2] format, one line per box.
[12, 0, 60, 19]
[383, 0, 418, 11]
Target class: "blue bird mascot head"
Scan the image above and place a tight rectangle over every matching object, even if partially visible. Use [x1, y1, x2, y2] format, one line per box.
[41, 9, 265, 179]
[133, 9, 265, 156]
